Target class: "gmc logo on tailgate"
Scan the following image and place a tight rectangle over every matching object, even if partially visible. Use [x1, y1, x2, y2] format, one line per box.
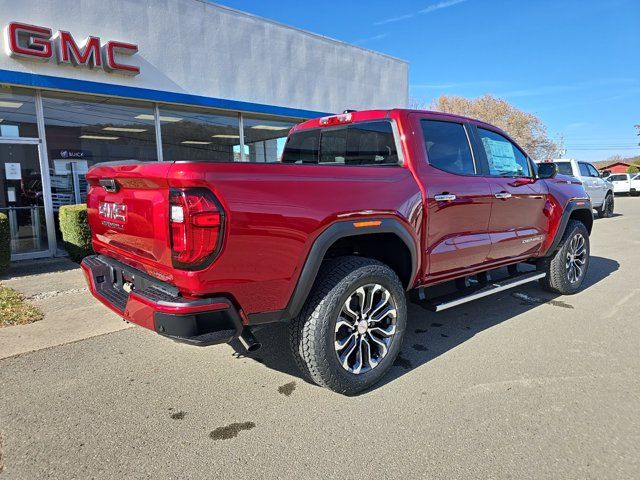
[99, 202, 127, 224]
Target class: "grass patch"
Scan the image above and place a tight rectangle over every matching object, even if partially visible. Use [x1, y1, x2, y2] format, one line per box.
[0, 284, 44, 327]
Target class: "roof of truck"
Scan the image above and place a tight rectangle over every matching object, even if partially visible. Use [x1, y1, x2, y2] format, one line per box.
[292, 109, 501, 133]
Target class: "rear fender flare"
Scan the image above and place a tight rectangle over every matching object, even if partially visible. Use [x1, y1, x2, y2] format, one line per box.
[288, 218, 418, 316]
[248, 218, 418, 324]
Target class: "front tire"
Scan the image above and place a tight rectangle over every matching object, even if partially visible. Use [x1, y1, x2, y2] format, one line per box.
[289, 256, 407, 395]
[538, 219, 590, 295]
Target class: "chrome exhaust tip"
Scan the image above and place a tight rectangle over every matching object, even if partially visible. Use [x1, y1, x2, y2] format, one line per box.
[239, 327, 261, 352]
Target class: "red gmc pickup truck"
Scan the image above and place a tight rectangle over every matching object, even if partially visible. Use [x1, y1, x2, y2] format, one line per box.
[82, 109, 593, 394]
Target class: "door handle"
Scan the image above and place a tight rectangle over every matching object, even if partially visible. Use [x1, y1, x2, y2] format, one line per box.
[434, 194, 456, 202]
[494, 192, 512, 199]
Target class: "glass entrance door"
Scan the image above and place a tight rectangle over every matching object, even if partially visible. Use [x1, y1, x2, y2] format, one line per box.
[0, 143, 49, 257]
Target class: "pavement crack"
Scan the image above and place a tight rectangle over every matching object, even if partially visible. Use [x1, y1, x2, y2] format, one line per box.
[27, 287, 88, 301]
[511, 292, 573, 309]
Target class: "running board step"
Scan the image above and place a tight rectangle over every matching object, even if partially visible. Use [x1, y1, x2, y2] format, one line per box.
[420, 271, 546, 312]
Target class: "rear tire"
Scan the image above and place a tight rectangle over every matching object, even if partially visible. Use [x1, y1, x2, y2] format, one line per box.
[538, 219, 590, 295]
[596, 193, 614, 218]
[289, 256, 407, 395]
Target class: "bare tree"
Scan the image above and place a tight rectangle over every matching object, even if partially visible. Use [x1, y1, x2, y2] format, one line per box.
[407, 97, 430, 110]
[426, 94, 560, 160]
[606, 154, 626, 163]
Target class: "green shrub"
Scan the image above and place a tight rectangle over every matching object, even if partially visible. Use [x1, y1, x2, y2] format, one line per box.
[59, 204, 93, 262]
[0, 213, 9, 274]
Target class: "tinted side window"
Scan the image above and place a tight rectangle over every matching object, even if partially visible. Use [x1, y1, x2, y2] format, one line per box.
[578, 163, 591, 177]
[281, 129, 320, 164]
[554, 162, 574, 176]
[609, 174, 626, 181]
[420, 120, 475, 175]
[477, 128, 531, 177]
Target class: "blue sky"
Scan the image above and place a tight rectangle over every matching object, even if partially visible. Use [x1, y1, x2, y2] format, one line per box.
[217, 0, 638, 161]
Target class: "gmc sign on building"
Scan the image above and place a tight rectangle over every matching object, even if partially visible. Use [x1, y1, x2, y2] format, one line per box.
[4, 21, 140, 75]
[0, 0, 408, 264]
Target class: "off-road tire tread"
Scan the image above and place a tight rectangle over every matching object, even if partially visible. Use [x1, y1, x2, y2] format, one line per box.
[289, 256, 405, 394]
[538, 219, 589, 294]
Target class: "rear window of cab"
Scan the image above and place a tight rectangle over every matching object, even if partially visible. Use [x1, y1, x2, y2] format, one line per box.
[281, 121, 399, 166]
[553, 162, 574, 176]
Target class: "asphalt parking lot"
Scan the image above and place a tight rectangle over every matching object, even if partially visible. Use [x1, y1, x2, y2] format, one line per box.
[1, 197, 638, 479]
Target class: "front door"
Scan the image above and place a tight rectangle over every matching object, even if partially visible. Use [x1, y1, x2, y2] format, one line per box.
[579, 162, 606, 206]
[473, 127, 549, 262]
[418, 118, 493, 278]
[0, 143, 50, 258]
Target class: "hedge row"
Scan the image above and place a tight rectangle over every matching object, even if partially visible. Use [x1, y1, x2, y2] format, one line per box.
[0, 212, 9, 274]
[59, 204, 94, 263]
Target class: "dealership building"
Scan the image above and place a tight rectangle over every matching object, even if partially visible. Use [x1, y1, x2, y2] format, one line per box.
[0, 0, 408, 260]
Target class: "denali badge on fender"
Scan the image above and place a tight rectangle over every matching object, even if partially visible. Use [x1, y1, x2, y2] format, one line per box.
[99, 201, 127, 224]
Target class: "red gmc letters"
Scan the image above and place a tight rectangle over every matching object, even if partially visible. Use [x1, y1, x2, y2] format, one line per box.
[4, 22, 140, 76]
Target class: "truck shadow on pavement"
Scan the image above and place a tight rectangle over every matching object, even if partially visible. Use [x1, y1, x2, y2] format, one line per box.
[231, 255, 619, 394]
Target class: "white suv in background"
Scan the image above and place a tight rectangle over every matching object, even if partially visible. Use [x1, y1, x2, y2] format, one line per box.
[539, 159, 614, 218]
[607, 173, 640, 196]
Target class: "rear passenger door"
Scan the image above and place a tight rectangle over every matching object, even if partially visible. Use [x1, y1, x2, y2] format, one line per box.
[472, 126, 549, 262]
[417, 117, 493, 277]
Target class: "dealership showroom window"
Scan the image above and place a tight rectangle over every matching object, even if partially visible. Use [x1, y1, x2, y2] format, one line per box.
[0, 86, 302, 258]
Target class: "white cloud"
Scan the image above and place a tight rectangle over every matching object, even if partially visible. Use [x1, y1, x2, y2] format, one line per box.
[353, 33, 389, 44]
[374, 0, 468, 26]
[498, 78, 638, 99]
[411, 80, 501, 89]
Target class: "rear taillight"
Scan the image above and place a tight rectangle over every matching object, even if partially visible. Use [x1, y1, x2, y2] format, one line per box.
[169, 188, 224, 270]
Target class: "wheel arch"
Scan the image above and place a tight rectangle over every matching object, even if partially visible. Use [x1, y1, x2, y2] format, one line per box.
[544, 200, 593, 257]
[570, 208, 594, 234]
[248, 218, 419, 324]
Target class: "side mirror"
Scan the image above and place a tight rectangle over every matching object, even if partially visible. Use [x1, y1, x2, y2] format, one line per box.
[537, 162, 557, 179]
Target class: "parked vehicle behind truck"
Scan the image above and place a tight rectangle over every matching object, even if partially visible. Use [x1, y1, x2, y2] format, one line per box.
[538, 158, 614, 217]
[607, 173, 640, 196]
[82, 109, 593, 394]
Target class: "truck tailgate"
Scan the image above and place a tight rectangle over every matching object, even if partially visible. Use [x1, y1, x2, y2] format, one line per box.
[86, 162, 173, 271]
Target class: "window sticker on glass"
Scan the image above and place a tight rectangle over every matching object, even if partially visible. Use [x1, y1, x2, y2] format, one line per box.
[482, 137, 519, 175]
[478, 128, 529, 177]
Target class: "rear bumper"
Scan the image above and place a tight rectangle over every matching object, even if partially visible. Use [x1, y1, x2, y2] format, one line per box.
[81, 255, 243, 346]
